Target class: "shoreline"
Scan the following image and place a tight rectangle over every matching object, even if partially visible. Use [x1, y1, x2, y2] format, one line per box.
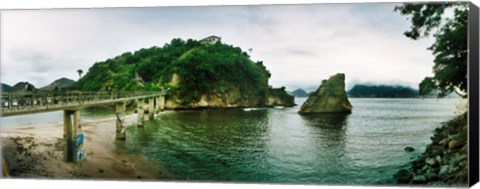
[394, 112, 468, 186]
[1, 113, 175, 180]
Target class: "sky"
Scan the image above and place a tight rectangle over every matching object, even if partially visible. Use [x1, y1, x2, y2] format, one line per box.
[1, 3, 437, 91]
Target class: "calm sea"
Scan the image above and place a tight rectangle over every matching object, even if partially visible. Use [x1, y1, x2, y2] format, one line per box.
[1, 98, 462, 184]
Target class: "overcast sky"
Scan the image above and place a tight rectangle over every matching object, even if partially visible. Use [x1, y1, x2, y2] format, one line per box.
[1, 3, 436, 91]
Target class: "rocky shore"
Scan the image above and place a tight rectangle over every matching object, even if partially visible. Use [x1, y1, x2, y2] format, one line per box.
[164, 89, 295, 110]
[394, 112, 468, 186]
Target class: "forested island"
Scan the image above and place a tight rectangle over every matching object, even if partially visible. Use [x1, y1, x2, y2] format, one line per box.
[347, 84, 418, 98]
[73, 37, 294, 109]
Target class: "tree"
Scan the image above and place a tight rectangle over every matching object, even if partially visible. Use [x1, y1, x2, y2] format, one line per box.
[77, 69, 84, 79]
[395, 2, 468, 97]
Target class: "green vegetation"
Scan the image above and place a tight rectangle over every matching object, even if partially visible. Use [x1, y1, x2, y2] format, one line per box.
[394, 3, 468, 186]
[10, 82, 36, 92]
[40, 77, 75, 90]
[74, 38, 277, 105]
[269, 87, 294, 104]
[77, 69, 83, 79]
[1, 83, 12, 92]
[395, 2, 468, 97]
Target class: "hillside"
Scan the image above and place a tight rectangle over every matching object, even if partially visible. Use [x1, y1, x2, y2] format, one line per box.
[1, 83, 12, 92]
[74, 38, 294, 109]
[289, 88, 309, 97]
[10, 82, 36, 92]
[40, 77, 75, 90]
[347, 84, 418, 98]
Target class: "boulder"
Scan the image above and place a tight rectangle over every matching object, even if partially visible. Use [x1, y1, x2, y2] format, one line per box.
[425, 158, 437, 166]
[394, 169, 412, 184]
[299, 73, 352, 113]
[404, 146, 415, 152]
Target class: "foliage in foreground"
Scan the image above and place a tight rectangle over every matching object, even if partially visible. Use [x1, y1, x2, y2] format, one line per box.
[395, 2, 468, 98]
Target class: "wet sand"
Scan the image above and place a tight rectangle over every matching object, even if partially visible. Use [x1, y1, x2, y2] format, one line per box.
[1, 114, 175, 180]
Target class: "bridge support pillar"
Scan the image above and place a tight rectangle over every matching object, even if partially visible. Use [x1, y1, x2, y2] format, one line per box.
[63, 110, 86, 162]
[154, 96, 160, 114]
[160, 96, 165, 111]
[148, 97, 154, 120]
[137, 98, 144, 126]
[115, 102, 126, 140]
[155, 96, 165, 113]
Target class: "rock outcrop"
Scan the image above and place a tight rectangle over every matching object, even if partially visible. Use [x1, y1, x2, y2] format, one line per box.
[266, 87, 295, 107]
[164, 87, 295, 109]
[299, 73, 352, 113]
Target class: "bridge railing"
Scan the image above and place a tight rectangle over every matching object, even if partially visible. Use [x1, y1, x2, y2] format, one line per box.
[1, 90, 164, 111]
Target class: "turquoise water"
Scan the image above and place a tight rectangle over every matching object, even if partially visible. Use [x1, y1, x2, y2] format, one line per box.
[0, 98, 460, 184]
[118, 98, 460, 184]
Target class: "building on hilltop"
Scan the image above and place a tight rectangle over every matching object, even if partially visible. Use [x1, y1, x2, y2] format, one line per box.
[200, 35, 221, 45]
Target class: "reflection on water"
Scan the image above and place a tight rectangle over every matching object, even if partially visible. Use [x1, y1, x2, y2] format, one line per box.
[119, 98, 460, 184]
[301, 113, 349, 128]
[301, 113, 349, 155]
[122, 109, 272, 181]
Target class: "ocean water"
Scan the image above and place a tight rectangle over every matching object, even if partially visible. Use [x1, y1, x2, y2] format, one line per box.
[0, 98, 461, 185]
[119, 98, 461, 184]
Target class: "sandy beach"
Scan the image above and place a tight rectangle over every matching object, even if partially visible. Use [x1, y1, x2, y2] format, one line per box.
[1, 113, 175, 181]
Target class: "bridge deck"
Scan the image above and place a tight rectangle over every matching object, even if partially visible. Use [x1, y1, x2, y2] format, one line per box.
[1, 91, 165, 117]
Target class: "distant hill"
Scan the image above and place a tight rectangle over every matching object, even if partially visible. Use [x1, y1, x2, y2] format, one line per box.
[10, 82, 36, 92]
[1, 83, 12, 92]
[40, 77, 75, 90]
[347, 84, 418, 98]
[288, 88, 309, 97]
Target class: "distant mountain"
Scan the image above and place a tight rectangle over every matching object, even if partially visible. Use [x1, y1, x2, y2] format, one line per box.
[289, 88, 309, 97]
[10, 82, 37, 92]
[2, 83, 12, 92]
[347, 84, 418, 98]
[40, 77, 75, 90]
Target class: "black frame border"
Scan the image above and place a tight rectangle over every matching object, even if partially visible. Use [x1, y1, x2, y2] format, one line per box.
[468, 1, 479, 187]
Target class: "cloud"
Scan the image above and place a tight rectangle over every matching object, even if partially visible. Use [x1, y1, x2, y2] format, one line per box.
[1, 3, 436, 91]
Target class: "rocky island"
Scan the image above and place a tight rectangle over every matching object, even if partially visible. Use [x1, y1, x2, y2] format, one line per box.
[299, 73, 352, 114]
[73, 37, 294, 109]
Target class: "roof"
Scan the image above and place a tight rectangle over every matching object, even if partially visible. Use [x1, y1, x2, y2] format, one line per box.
[199, 36, 221, 44]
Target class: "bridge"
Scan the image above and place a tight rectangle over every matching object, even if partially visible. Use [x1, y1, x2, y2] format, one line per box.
[1, 90, 166, 162]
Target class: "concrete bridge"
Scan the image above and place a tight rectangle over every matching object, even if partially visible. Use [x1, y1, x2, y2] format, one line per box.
[1, 90, 166, 162]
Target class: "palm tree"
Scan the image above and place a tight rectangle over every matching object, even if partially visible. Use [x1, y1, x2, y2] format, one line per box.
[77, 69, 83, 79]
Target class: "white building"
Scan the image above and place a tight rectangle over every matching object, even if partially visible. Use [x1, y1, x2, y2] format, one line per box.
[199, 35, 221, 45]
